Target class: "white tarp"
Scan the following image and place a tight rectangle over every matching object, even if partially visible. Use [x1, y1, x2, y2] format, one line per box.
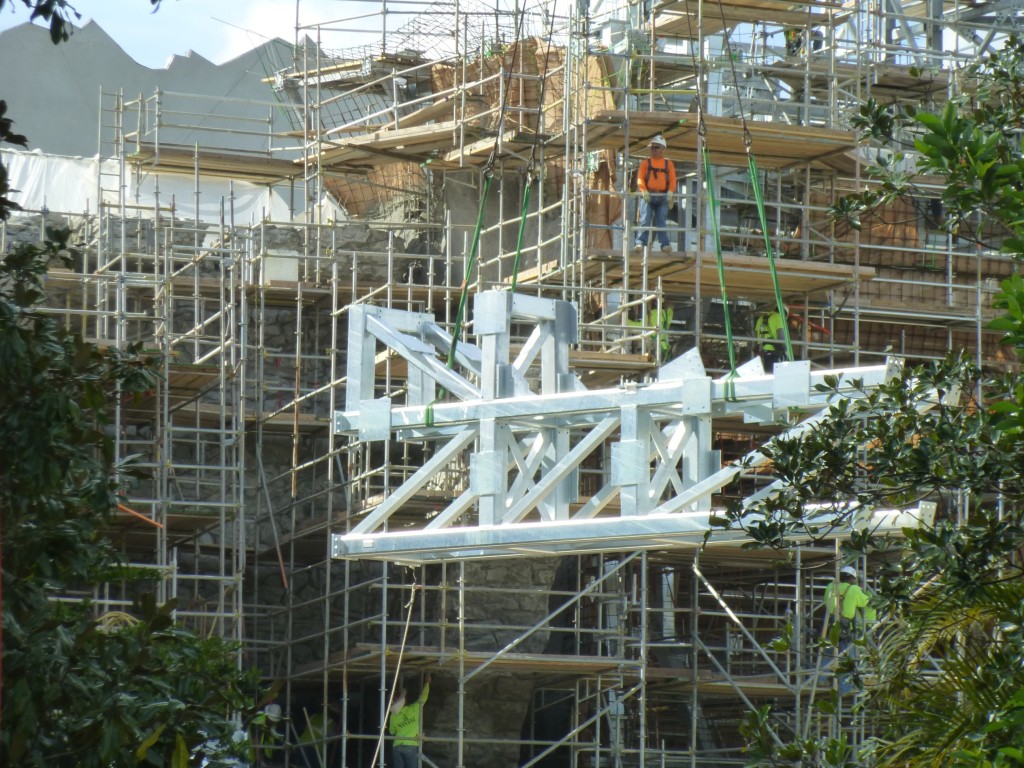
[2, 148, 294, 223]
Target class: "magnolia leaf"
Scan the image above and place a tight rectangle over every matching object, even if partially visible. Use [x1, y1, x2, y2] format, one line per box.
[173, 734, 189, 768]
[136, 724, 166, 760]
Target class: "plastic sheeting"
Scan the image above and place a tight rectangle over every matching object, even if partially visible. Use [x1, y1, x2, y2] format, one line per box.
[2, 148, 294, 224]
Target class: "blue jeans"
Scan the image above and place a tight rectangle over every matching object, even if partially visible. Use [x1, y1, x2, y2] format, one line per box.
[393, 744, 419, 768]
[820, 621, 856, 695]
[636, 193, 671, 248]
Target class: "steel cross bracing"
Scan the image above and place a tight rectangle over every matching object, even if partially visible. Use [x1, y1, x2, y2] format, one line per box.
[331, 291, 900, 563]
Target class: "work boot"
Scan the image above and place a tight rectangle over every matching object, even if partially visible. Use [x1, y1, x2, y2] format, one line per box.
[661, 244, 672, 252]
[633, 244, 643, 253]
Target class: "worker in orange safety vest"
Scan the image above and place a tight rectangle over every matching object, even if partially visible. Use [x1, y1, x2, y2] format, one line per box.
[634, 134, 677, 253]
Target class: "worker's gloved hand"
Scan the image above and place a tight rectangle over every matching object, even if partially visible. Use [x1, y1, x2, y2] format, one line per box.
[666, 191, 675, 208]
[642, 190, 650, 203]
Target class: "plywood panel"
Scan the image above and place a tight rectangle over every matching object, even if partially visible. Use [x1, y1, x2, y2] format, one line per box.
[587, 111, 855, 171]
[518, 249, 873, 299]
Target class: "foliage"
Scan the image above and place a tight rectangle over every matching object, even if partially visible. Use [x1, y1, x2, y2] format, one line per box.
[720, 346, 1024, 765]
[866, 575, 1024, 766]
[740, 704, 859, 767]
[1, 6, 272, 765]
[0, 98, 28, 219]
[716, 36, 1024, 768]
[0, 235, 263, 767]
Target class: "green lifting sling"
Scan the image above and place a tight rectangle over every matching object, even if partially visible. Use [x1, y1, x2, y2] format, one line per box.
[700, 127, 740, 381]
[745, 134, 794, 363]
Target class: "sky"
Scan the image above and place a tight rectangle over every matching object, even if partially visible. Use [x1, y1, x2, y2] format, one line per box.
[0, 0, 387, 69]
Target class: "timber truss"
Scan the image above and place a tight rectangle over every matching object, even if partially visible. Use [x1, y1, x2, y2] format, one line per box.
[331, 291, 906, 563]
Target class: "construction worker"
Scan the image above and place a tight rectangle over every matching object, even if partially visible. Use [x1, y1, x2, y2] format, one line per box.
[650, 304, 674, 360]
[626, 305, 675, 360]
[755, 309, 785, 366]
[824, 565, 876, 637]
[634, 135, 677, 253]
[784, 27, 804, 56]
[823, 565, 876, 694]
[389, 672, 431, 768]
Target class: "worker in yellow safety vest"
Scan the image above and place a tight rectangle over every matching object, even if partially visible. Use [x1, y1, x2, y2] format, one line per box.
[824, 565, 877, 635]
[822, 565, 877, 694]
[755, 309, 785, 366]
[389, 673, 431, 768]
[627, 306, 675, 360]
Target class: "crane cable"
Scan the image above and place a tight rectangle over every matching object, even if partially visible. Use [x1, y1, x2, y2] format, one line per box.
[716, 2, 794, 362]
[511, 3, 559, 291]
[684, 6, 739, 397]
[444, 1, 527, 361]
[427, 2, 528, 426]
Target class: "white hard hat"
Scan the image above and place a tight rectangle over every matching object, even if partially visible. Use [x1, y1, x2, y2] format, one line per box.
[840, 565, 858, 577]
[649, 134, 667, 148]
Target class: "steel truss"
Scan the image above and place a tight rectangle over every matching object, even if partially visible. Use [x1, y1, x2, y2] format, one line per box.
[330, 290, 921, 563]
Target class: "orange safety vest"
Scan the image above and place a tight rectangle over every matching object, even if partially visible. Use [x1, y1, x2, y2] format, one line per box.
[637, 157, 677, 194]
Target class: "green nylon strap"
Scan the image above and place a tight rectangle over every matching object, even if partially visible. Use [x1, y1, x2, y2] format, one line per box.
[509, 175, 533, 292]
[746, 150, 794, 362]
[448, 172, 493, 368]
[427, 173, 495, 427]
[700, 139, 739, 386]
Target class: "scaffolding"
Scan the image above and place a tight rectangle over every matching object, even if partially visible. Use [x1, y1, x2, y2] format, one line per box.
[3, 0, 1021, 764]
